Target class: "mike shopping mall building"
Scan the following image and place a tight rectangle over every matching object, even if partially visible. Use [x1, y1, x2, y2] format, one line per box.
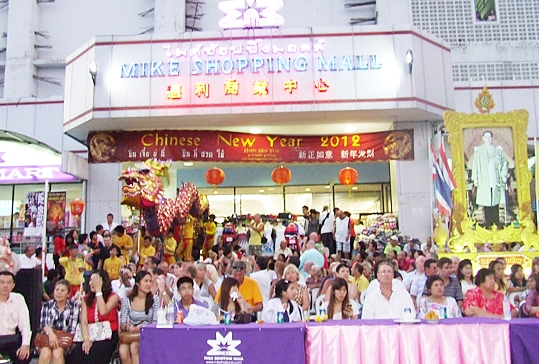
[1, 0, 538, 243]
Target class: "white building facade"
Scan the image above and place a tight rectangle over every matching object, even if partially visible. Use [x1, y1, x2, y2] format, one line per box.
[1, 0, 538, 240]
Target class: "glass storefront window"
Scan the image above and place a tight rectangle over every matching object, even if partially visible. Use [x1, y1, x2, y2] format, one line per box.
[197, 183, 391, 219]
[0, 183, 83, 246]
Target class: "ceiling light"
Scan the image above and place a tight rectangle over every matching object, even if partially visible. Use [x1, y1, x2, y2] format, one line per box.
[259, 189, 264, 193]
[352, 186, 358, 190]
[305, 188, 311, 192]
[183, 162, 194, 166]
[344, 125, 356, 133]
[250, 127, 262, 134]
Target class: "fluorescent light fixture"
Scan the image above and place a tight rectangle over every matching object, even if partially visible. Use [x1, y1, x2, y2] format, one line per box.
[259, 189, 264, 193]
[344, 125, 357, 133]
[183, 162, 194, 166]
[305, 188, 311, 191]
[88, 61, 97, 84]
[352, 186, 358, 190]
[250, 127, 262, 134]
[405, 50, 413, 73]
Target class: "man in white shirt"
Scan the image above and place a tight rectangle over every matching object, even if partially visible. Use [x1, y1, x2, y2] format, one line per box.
[421, 237, 438, 254]
[334, 210, 351, 260]
[410, 258, 438, 308]
[0, 271, 31, 364]
[102, 213, 119, 233]
[249, 256, 271, 304]
[274, 240, 292, 260]
[18, 246, 41, 269]
[402, 256, 425, 292]
[319, 206, 335, 255]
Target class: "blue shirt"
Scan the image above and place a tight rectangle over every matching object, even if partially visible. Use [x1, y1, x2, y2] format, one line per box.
[299, 248, 325, 272]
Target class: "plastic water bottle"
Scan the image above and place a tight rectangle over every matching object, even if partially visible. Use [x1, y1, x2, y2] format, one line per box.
[167, 302, 175, 325]
[503, 298, 511, 320]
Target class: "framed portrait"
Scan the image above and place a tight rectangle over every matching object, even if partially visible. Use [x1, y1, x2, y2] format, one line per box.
[444, 109, 531, 236]
[473, 0, 499, 23]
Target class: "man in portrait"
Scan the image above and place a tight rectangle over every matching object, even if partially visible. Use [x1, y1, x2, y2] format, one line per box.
[471, 131, 508, 228]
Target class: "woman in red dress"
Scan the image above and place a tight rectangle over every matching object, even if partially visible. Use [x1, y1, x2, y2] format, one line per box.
[463, 268, 504, 318]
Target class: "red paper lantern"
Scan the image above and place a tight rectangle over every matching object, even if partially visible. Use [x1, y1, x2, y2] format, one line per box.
[70, 199, 85, 217]
[271, 166, 292, 186]
[205, 167, 225, 187]
[338, 167, 359, 186]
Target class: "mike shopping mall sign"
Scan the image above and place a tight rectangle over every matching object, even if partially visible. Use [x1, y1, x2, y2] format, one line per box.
[87, 129, 414, 164]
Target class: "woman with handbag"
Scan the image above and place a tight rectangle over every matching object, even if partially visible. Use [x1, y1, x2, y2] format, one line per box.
[37, 280, 79, 364]
[67, 270, 120, 364]
[119, 271, 159, 364]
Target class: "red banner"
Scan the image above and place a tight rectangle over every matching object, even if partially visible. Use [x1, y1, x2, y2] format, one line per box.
[88, 129, 414, 164]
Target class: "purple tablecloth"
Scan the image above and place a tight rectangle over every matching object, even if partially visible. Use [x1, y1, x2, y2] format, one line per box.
[140, 322, 306, 364]
[509, 318, 539, 364]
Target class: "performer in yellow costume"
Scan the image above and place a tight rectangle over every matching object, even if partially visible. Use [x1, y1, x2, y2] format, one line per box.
[203, 214, 217, 259]
[176, 215, 194, 261]
[163, 228, 177, 265]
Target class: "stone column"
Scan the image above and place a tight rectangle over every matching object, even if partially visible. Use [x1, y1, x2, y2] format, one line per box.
[392, 121, 434, 241]
[4, 0, 39, 98]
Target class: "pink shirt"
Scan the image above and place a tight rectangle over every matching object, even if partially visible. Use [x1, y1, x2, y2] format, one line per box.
[0, 292, 32, 345]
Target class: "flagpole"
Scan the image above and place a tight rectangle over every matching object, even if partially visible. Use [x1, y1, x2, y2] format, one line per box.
[429, 135, 435, 239]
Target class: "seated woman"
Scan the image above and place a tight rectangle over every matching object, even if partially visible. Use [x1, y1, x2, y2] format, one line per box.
[488, 260, 508, 295]
[261, 279, 303, 323]
[507, 264, 527, 296]
[67, 270, 120, 364]
[305, 265, 323, 290]
[362, 260, 415, 319]
[321, 263, 359, 302]
[119, 271, 160, 364]
[417, 276, 462, 319]
[463, 268, 503, 318]
[321, 278, 358, 320]
[282, 264, 309, 311]
[38, 280, 80, 364]
[457, 259, 475, 296]
[213, 277, 243, 321]
[522, 273, 539, 318]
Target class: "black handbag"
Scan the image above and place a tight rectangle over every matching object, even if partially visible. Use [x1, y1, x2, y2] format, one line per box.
[233, 312, 252, 324]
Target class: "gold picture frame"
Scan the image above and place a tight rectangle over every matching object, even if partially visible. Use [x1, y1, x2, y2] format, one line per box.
[444, 108, 535, 251]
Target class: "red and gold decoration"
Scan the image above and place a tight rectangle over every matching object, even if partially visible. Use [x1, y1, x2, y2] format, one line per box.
[338, 167, 359, 186]
[204, 167, 225, 188]
[271, 166, 292, 186]
[444, 86, 537, 256]
[474, 86, 495, 114]
[88, 129, 414, 164]
[69, 198, 85, 228]
[119, 159, 209, 236]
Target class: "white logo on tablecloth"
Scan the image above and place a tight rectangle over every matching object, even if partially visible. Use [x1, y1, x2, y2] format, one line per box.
[205, 332, 243, 363]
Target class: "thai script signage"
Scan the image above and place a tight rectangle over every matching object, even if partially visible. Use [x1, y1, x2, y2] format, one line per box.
[87, 129, 414, 164]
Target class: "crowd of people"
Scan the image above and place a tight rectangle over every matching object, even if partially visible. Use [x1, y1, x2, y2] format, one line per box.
[2, 210, 539, 364]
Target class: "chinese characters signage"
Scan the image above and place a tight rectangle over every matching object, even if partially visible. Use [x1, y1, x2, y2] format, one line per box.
[88, 129, 414, 164]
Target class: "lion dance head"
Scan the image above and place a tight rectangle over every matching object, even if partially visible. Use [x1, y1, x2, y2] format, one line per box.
[118, 160, 166, 209]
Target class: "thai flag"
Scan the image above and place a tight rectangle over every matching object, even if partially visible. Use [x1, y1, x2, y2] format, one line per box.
[431, 143, 453, 216]
[439, 141, 457, 191]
